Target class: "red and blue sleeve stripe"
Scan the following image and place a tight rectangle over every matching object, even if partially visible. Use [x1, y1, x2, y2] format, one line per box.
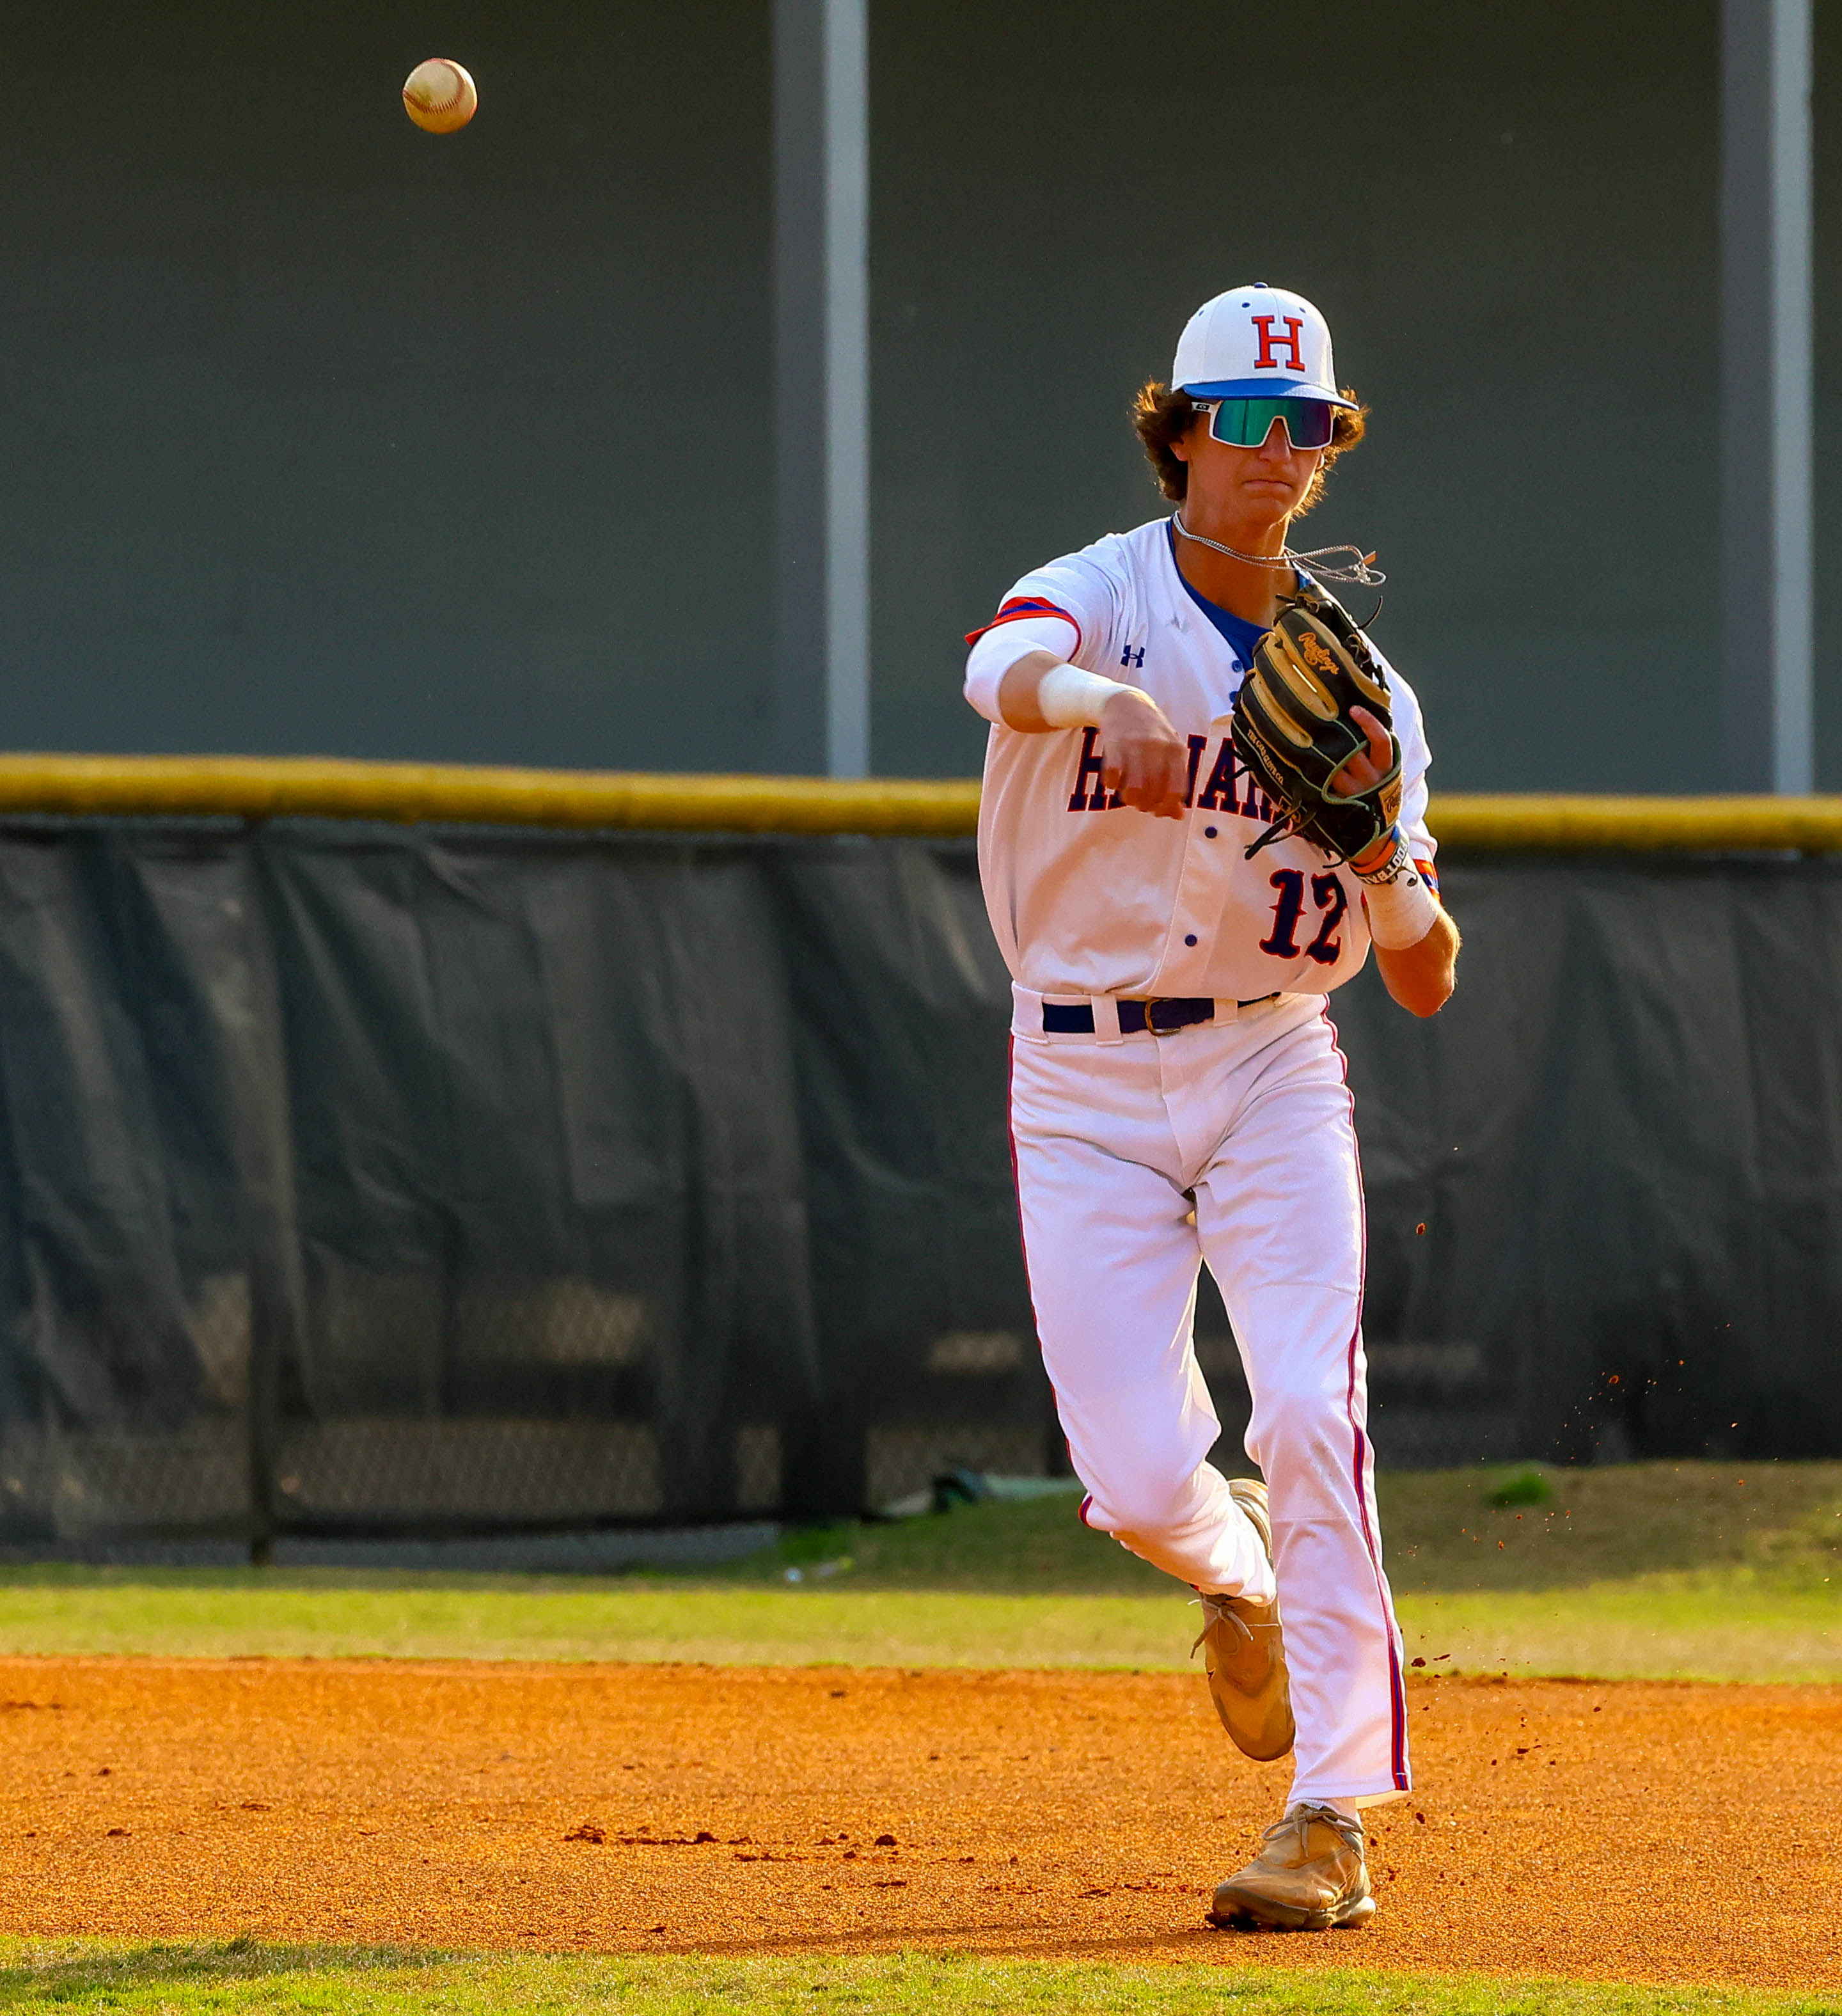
[964, 596, 1082, 654]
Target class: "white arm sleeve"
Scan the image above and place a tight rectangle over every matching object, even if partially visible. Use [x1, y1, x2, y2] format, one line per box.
[963, 614, 1081, 725]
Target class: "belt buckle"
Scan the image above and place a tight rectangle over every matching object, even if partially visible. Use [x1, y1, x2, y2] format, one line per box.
[1145, 998, 1183, 1037]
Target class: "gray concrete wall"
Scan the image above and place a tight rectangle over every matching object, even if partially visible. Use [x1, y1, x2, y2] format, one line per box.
[874, 0, 1728, 787]
[0, 2, 771, 769]
[0, 3, 1829, 789]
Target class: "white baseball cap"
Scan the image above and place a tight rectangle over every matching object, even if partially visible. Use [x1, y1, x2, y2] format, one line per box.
[1171, 282, 1357, 408]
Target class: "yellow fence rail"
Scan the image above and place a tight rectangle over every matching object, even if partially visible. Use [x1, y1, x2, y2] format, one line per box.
[1429, 794, 1842, 853]
[0, 756, 981, 838]
[0, 755, 1839, 851]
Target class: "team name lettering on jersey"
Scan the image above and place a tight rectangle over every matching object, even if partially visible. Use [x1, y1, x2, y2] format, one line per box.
[1067, 729, 1270, 821]
[1067, 729, 1120, 812]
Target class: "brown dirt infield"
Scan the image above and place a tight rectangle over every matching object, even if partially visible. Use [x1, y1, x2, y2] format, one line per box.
[0, 1657, 1833, 1991]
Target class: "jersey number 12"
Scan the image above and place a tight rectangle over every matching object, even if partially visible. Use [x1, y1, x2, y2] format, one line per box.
[1259, 869, 1346, 965]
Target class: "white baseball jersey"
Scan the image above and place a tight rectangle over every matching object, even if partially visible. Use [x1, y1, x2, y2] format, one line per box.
[964, 516, 1437, 1007]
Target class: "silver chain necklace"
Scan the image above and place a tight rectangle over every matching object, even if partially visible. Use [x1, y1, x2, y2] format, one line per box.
[1170, 511, 1385, 587]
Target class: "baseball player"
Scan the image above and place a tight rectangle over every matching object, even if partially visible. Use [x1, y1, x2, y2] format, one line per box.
[963, 283, 1458, 1931]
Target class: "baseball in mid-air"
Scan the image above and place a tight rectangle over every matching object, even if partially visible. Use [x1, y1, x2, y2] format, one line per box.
[402, 59, 477, 134]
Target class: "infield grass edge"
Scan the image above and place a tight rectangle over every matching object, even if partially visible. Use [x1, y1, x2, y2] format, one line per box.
[0, 1941, 1831, 2016]
[0, 1571, 1833, 1683]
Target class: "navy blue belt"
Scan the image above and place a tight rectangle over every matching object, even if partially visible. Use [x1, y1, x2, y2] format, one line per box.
[1042, 995, 1275, 1037]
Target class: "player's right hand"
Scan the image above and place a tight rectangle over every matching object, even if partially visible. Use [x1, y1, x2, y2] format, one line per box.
[1099, 688, 1188, 819]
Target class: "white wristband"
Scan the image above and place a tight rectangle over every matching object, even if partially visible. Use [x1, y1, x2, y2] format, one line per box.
[1037, 662, 1133, 729]
[1356, 837, 1441, 950]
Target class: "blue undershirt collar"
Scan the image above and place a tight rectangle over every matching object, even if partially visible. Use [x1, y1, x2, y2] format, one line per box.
[1164, 519, 1296, 665]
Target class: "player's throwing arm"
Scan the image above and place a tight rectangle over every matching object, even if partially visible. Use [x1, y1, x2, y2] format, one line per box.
[963, 284, 1456, 1933]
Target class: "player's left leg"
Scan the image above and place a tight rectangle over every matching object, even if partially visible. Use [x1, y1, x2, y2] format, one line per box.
[1185, 1004, 1408, 1813]
[1180, 1002, 1405, 1929]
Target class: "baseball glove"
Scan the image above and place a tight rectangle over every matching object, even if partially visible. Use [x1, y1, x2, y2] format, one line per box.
[1231, 587, 1403, 864]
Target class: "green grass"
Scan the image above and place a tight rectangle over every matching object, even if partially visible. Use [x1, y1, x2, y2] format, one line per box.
[0, 1465, 1832, 1681]
[0, 1571, 1193, 1670]
[716, 1460, 1841, 1598]
[0, 1941, 1829, 2016]
[1378, 1461, 1842, 1595]
[1394, 1575, 1842, 1682]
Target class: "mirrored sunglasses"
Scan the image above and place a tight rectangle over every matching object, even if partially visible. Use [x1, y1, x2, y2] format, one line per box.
[1200, 396, 1337, 452]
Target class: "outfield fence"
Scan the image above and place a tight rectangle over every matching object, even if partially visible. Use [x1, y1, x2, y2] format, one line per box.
[0, 762, 1837, 1555]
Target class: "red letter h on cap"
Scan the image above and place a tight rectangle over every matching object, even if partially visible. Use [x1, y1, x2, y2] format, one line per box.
[1252, 315, 1304, 372]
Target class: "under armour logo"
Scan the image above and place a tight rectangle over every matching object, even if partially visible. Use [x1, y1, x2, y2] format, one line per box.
[1252, 315, 1304, 372]
[1120, 643, 1145, 670]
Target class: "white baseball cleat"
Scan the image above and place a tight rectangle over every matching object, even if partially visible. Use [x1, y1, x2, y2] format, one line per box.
[1191, 1477, 1293, 1762]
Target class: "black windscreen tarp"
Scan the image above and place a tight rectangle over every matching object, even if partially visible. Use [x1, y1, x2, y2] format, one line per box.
[0, 819, 1834, 1544]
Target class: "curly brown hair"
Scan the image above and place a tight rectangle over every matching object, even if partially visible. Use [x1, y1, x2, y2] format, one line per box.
[1131, 381, 1367, 512]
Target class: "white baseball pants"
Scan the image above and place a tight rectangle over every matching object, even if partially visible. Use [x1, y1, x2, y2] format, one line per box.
[1008, 989, 1410, 1806]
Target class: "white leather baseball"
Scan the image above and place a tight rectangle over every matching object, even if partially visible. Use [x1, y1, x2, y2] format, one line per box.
[402, 59, 477, 134]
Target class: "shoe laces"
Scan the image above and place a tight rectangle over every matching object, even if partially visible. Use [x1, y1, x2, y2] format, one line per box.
[1190, 1591, 1254, 1658]
[1264, 1802, 1365, 1859]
